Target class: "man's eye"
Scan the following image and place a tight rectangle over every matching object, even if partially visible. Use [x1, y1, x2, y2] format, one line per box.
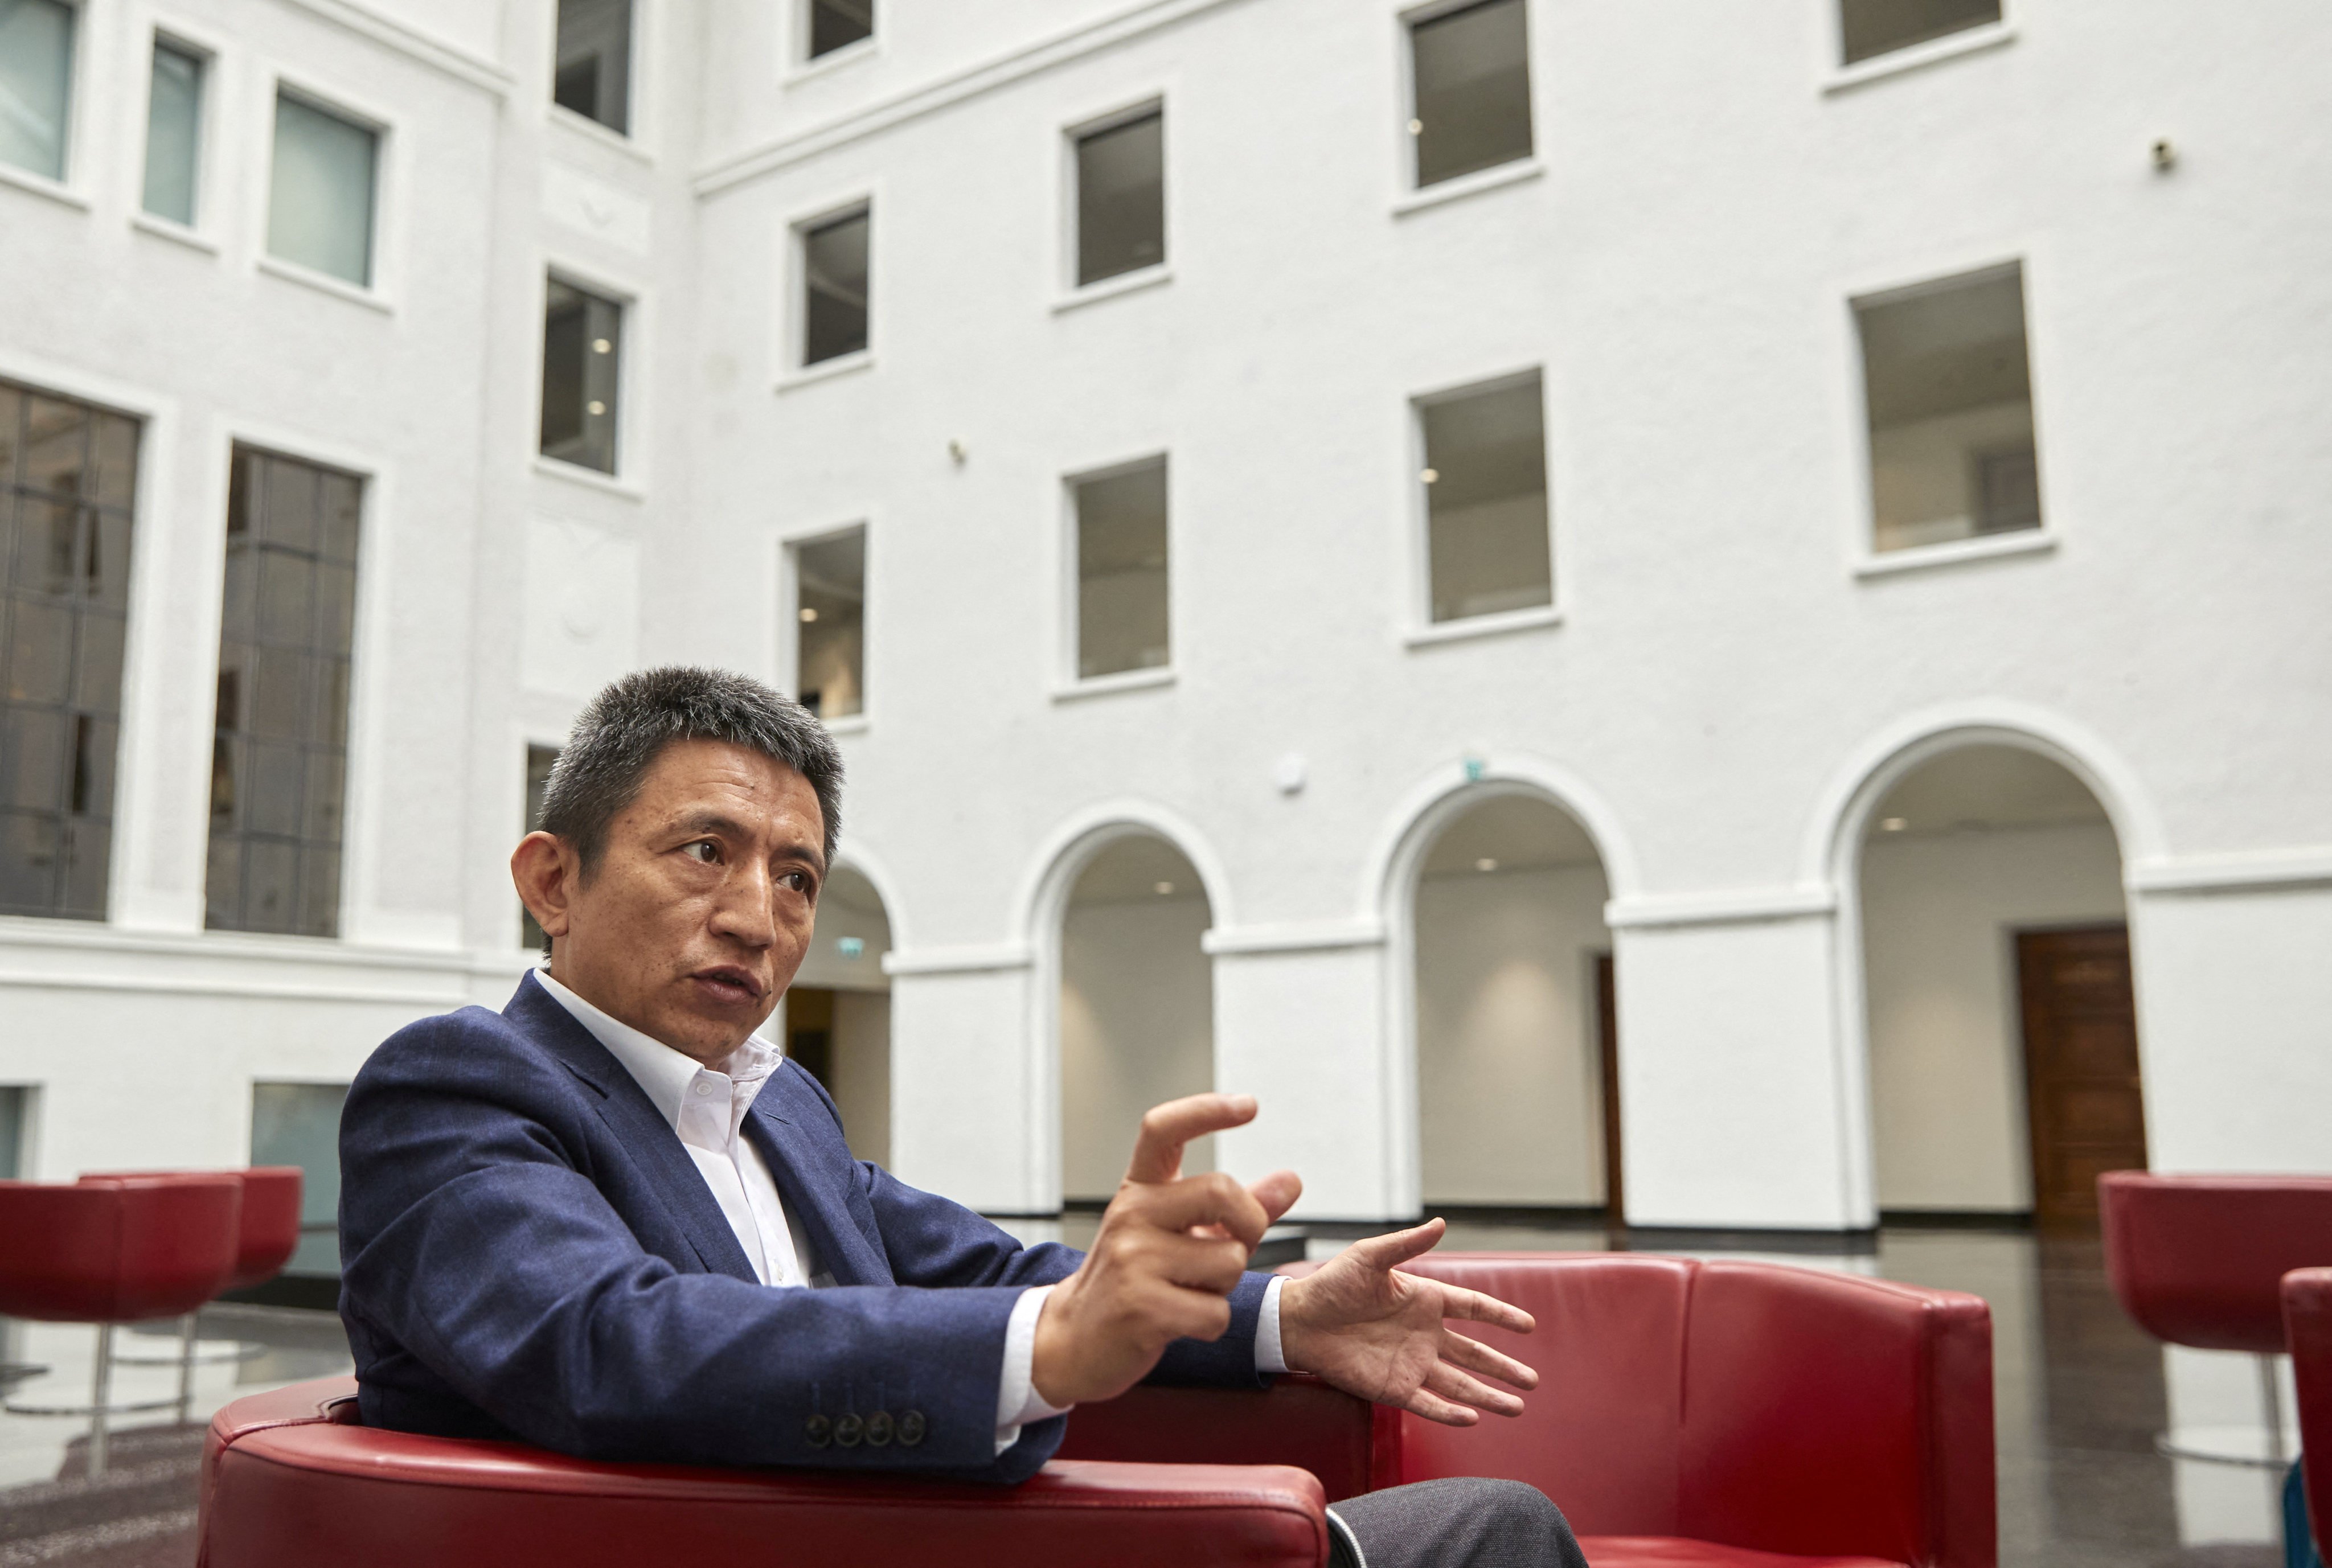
[780, 870, 812, 893]
[685, 842, 720, 864]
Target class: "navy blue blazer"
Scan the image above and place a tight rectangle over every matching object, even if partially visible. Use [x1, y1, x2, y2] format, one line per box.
[337, 972, 1273, 1484]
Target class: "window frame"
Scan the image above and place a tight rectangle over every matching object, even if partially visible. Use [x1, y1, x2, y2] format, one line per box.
[1403, 364, 1564, 645]
[1058, 95, 1170, 305]
[1396, 0, 1540, 197]
[782, 193, 875, 384]
[532, 255, 647, 491]
[0, 0, 92, 206]
[1820, 0, 2015, 92]
[134, 24, 220, 240]
[1056, 452, 1176, 697]
[1844, 254, 2056, 577]
[792, 0, 877, 75]
[546, 0, 644, 148]
[535, 269, 629, 479]
[256, 72, 397, 306]
[780, 519, 872, 731]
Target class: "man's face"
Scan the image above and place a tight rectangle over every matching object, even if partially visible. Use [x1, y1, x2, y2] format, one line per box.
[516, 738, 825, 1064]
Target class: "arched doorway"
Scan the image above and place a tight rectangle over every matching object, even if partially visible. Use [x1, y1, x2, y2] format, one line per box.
[782, 863, 894, 1166]
[1412, 792, 1617, 1219]
[1854, 742, 2143, 1226]
[1059, 834, 1215, 1201]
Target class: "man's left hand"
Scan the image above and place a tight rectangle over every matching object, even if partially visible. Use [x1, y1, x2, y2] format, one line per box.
[1278, 1217, 1538, 1426]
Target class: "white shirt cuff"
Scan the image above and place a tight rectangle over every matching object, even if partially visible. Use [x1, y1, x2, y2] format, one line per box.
[996, 1284, 1072, 1454]
[1256, 1273, 1290, 1374]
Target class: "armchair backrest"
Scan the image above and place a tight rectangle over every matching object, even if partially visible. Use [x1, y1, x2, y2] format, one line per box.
[1379, 1253, 1995, 1568]
[2100, 1173, 2332, 1353]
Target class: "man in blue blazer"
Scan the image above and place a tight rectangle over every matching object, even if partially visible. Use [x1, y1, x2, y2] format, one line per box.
[339, 667, 1584, 1567]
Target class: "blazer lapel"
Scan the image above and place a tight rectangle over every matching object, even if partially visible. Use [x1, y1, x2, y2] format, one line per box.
[503, 974, 761, 1284]
[743, 1074, 891, 1288]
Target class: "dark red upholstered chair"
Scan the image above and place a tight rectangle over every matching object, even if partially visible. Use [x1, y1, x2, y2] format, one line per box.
[1278, 1253, 1995, 1568]
[200, 1377, 1345, 1568]
[2285, 1267, 2332, 1558]
[2099, 1173, 2332, 1466]
[0, 1173, 243, 1475]
[81, 1167, 306, 1419]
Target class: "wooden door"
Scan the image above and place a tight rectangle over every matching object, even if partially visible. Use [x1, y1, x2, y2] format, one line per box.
[1595, 954, 1623, 1226]
[2017, 926, 2148, 1228]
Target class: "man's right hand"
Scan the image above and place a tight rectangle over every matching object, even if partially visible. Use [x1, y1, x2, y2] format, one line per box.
[1030, 1093, 1302, 1409]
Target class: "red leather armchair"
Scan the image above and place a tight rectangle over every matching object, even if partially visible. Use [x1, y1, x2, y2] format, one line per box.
[1279, 1252, 1996, 1568]
[2286, 1267, 2332, 1558]
[200, 1378, 1346, 1568]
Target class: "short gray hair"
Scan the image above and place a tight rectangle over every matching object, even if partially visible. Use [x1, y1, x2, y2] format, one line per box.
[539, 667, 843, 874]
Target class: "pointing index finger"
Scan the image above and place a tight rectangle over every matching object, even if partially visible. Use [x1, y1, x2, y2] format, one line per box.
[1124, 1093, 1261, 1185]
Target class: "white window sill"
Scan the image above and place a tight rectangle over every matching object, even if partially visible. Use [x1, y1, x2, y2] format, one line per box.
[0, 162, 91, 210]
[1823, 22, 2017, 95]
[1052, 265, 1172, 314]
[786, 37, 880, 86]
[1051, 666, 1175, 703]
[1392, 157, 1544, 219]
[256, 253, 393, 314]
[818, 713, 870, 736]
[778, 351, 875, 393]
[1854, 528, 2056, 578]
[132, 210, 220, 253]
[1405, 603, 1563, 648]
[547, 104, 653, 165]
[532, 454, 645, 500]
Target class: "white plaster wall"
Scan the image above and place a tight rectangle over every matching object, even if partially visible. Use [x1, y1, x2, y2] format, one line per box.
[1859, 822, 2125, 1212]
[829, 988, 892, 1169]
[1414, 865, 1608, 1206]
[1059, 893, 1213, 1198]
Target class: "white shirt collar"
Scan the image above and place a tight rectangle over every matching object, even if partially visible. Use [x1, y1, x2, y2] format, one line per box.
[532, 966, 782, 1130]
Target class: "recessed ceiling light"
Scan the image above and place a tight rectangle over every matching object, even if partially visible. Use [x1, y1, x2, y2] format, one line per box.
[1419, 467, 1440, 485]
[591, 338, 613, 354]
[1154, 881, 1175, 896]
[799, 607, 818, 622]
[1474, 857, 1498, 872]
[1880, 817, 1907, 832]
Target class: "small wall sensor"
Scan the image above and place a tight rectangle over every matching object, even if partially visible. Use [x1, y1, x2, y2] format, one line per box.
[2151, 138, 2177, 173]
[948, 438, 968, 464]
[1274, 753, 1308, 795]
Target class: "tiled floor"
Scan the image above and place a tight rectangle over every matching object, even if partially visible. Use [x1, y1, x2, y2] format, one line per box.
[0, 1226, 2298, 1566]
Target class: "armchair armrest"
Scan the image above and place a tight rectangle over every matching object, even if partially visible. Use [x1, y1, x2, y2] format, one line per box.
[1055, 1373, 1379, 1501]
[2286, 1267, 2332, 1557]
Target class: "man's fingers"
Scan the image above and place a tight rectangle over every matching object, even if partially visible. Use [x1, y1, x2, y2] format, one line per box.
[1149, 1231, 1251, 1296]
[1425, 1360, 1526, 1418]
[1137, 1170, 1271, 1249]
[1401, 1387, 1481, 1427]
[1248, 1169, 1302, 1226]
[1346, 1216, 1446, 1272]
[1125, 1093, 1260, 1185]
[1436, 1281, 1535, 1336]
[1442, 1330, 1539, 1392]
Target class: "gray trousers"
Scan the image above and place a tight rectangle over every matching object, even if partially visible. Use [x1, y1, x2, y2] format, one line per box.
[1326, 1478, 1589, 1568]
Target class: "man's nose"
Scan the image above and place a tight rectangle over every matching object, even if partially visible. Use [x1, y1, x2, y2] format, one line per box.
[708, 863, 778, 947]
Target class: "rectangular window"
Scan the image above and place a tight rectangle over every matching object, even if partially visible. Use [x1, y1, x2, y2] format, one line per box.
[0, 1086, 26, 1179]
[1409, 0, 1532, 189]
[1856, 265, 2041, 553]
[1840, 0, 2002, 65]
[251, 1082, 349, 1278]
[539, 278, 623, 474]
[1420, 373, 1552, 624]
[267, 91, 379, 288]
[0, 0, 73, 182]
[141, 38, 204, 224]
[206, 446, 361, 938]
[553, 0, 632, 135]
[801, 208, 870, 367]
[1074, 109, 1165, 288]
[0, 380, 139, 920]
[521, 743, 558, 948]
[1072, 460, 1169, 680]
[793, 528, 865, 720]
[808, 0, 874, 60]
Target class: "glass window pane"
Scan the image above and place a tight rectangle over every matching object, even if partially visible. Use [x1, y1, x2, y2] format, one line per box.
[1857, 266, 2040, 553]
[1411, 0, 1532, 188]
[68, 713, 113, 818]
[539, 278, 622, 473]
[794, 528, 865, 720]
[1840, 0, 2001, 64]
[1422, 376, 1552, 623]
[0, 0, 74, 182]
[251, 1083, 350, 1275]
[0, 810, 63, 915]
[90, 415, 137, 508]
[142, 40, 204, 224]
[1073, 462, 1170, 680]
[0, 706, 65, 809]
[268, 93, 378, 288]
[71, 611, 123, 715]
[61, 816, 106, 917]
[802, 211, 870, 366]
[808, 0, 873, 59]
[553, 0, 631, 134]
[23, 396, 86, 498]
[1076, 111, 1164, 286]
[0, 1085, 25, 1179]
[0, 387, 21, 485]
[257, 549, 315, 645]
[6, 597, 71, 704]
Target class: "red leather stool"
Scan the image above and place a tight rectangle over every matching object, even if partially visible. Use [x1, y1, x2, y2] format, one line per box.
[84, 1167, 305, 1419]
[2099, 1173, 2332, 1467]
[201, 1377, 1341, 1568]
[2286, 1267, 2332, 1558]
[0, 1173, 243, 1475]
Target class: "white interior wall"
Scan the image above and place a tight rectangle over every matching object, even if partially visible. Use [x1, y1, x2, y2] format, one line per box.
[1413, 864, 1609, 1206]
[1860, 821, 2126, 1211]
[1059, 893, 1214, 1198]
[828, 990, 892, 1169]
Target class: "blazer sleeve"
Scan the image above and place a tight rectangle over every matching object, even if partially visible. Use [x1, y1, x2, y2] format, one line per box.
[338, 1010, 1052, 1483]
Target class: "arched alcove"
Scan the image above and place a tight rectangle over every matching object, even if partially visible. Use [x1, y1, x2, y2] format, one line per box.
[783, 862, 895, 1166]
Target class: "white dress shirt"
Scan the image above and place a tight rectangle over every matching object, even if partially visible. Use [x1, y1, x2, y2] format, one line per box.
[533, 967, 1286, 1452]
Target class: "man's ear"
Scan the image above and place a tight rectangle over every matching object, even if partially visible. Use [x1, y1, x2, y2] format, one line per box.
[512, 831, 576, 942]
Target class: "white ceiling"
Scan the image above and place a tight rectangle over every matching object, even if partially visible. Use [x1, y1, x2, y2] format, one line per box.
[1868, 744, 2110, 836]
[1420, 793, 1602, 877]
[1069, 835, 1207, 905]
